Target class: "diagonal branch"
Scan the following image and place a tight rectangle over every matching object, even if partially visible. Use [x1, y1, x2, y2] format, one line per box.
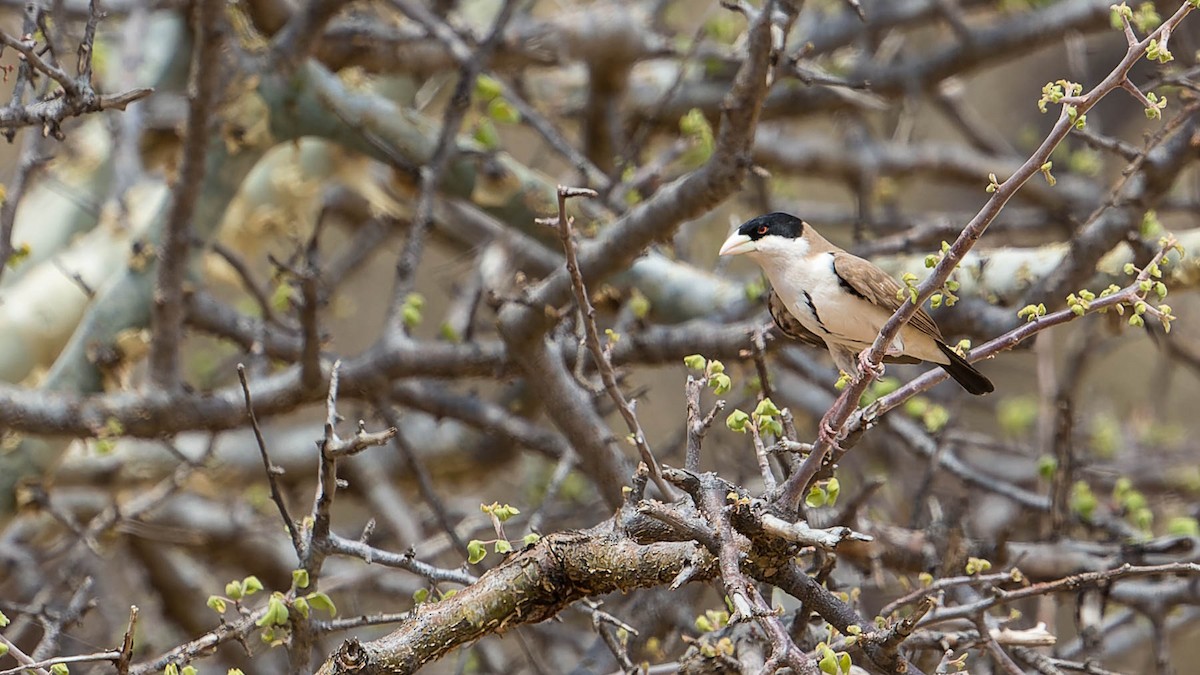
[775, 0, 1199, 511]
[548, 185, 675, 499]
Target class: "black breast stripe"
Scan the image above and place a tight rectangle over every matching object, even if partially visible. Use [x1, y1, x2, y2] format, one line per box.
[803, 290, 829, 333]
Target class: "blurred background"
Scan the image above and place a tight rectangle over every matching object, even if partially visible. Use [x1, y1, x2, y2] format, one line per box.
[0, 0, 1199, 673]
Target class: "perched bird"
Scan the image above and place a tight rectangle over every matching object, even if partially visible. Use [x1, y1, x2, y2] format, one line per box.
[719, 212, 993, 395]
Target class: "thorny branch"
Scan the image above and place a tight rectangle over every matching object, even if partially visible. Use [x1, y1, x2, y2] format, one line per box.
[777, 0, 1200, 510]
[546, 184, 674, 499]
[5, 1, 1200, 674]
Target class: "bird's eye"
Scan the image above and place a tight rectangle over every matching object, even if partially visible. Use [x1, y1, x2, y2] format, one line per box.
[757, 225, 769, 235]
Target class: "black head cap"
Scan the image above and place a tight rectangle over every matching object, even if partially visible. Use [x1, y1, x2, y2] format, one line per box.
[737, 212, 805, 241]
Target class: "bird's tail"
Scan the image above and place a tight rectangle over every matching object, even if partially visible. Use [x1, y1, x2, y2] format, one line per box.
[935, 342, 994, 395]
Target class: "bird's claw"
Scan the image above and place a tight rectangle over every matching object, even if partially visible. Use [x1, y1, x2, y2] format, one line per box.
[856, 349, 885, 380]
[817, 414, 844, 449]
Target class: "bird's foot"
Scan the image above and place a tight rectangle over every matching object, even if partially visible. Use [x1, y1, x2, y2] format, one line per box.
[856, 349, 885, 380]
[817, 412, 844, 449]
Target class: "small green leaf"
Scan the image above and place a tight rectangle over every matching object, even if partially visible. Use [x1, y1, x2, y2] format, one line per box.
[472, 119, 500, 149]
[292, 569, 310, 590]
[207, 595, 227, 614]
[753, 398, 781, 418]
[819, 648, 839, 675]
[225, 581, 244, 601]
[306, 592, 337, 616]
[270, 282, 295, 312]
[523, 532, 541, 546]
[474, 74, 503, 101]
[965, 557, 992, 575]
[402, 293, 425, 329]
[825, 477, 841, 506]
[726, 409, 750, 433]
[1071, 481, 1098, 519]
[487, 97, 521, 124]
[467, 539, 488, 564]
[683, 354, 707, 370]
[0, 609, 9, 627]
[494, 540, 513, 554]
[1039, 161, 1056, 187]
[710, 373, 732, 395]
[629, 289, 651, 319]
[413, 588, 430, 603]
[242, 576, 264, 596]
[256, 593, 289, 627]
[293, 596, 310, 619]
[491, 504, 520, 521]
[1167, 516, 1200, 537]
[50, 664, 70, 675]
[805, 486, 828, 508]
[1037, 455, 1058, 480]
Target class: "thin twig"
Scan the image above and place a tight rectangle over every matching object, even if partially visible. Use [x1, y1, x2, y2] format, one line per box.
[548, 184, 674, 500]
[237, 363, 301, 551]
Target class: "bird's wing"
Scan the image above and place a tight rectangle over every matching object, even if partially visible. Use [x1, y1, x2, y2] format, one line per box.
[767, 285, 920, 364]
[767, 287, 827, 348]
[831, 252, 945, 342]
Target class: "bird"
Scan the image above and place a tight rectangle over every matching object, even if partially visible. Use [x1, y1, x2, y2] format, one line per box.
[719, 212, 993, 396]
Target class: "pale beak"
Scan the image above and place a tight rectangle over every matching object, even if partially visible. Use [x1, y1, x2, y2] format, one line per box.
[719, 232, 756, 256]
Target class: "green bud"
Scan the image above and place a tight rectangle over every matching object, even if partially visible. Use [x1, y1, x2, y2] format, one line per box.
[474, 74, 503, 101]
[725, 409, 750, 433]
[293, 596, 310, 619]
[1037, 455, 1058, 479]
[467, 539, 487, 564]
[487, 97, 521, 124]
[1071, 481, 1098, 519]
[710, 373, 732, 395]
[306, 592, 337, 616]
[754, 398, 781, 418]
[805, 486, 827, 508]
